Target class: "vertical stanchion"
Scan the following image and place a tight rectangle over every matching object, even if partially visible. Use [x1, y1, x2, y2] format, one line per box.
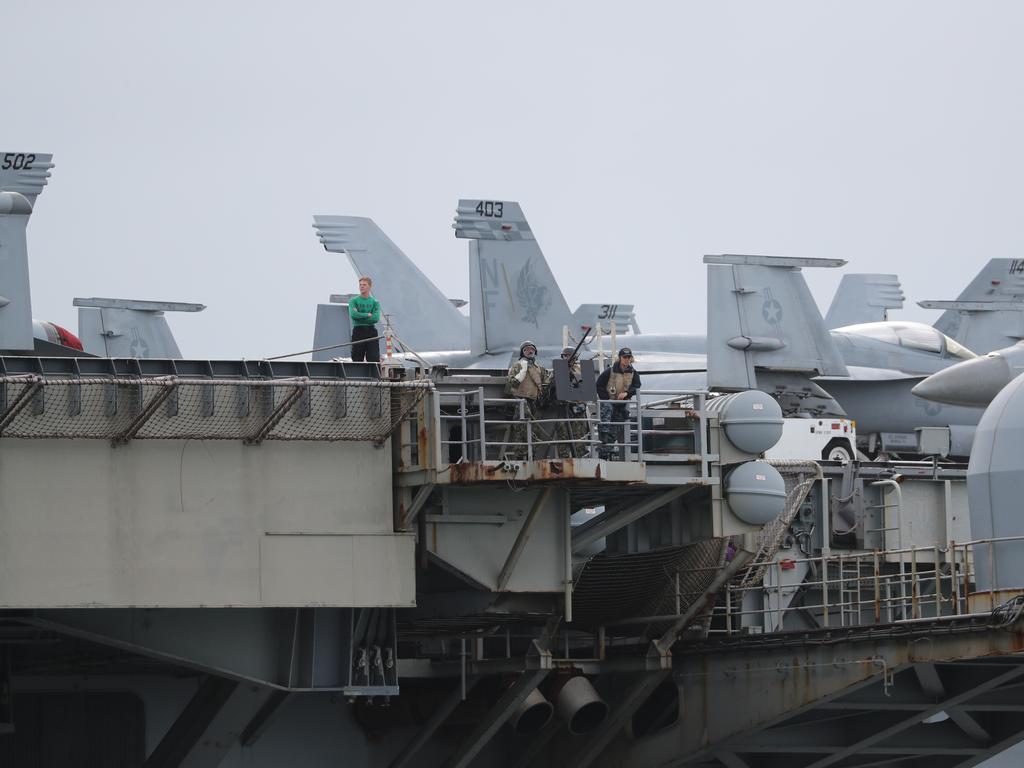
[776, 560, 783, 632]
[725, 583, 733, 636]
[910, 546, 919, 620]
[963, 543, 972, 614]
[477, 387, 486, 461]
[989, 539, 995, 609]
[950, 540, 959, 615]
[822, 553, 829, 628]
[873, 551, 881, 624]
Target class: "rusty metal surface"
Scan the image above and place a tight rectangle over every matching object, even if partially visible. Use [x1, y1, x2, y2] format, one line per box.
[596, 618, 1024, 768]
[442, 458, 648, 485]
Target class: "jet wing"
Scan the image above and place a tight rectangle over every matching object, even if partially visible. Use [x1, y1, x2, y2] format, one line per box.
[817, 366, 928, 382]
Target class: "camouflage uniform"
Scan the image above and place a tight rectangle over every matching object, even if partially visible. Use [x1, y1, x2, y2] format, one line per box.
[554, 349, 590, 458]
[505, 342, 551, 459]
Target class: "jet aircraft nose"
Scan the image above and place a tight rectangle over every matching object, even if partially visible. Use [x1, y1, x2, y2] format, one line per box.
[912, 354, 1013, 408]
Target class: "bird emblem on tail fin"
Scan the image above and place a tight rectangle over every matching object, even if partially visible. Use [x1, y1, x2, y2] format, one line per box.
[516, 258, 551, 325]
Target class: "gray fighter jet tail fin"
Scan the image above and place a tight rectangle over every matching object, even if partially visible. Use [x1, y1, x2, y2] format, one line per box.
[0, 152, 54, 207]
[571, 303, 640, 335]
[313, 216, 468, 354]
[0, 192, 35, 351]
[454, 199, 573, 355]
[920, 259, 1024, 353]
[74, 298, 204, 358]
[825, 274, 904, 328]
[706, 255, 849, 411]
[311, 294, 352, 362]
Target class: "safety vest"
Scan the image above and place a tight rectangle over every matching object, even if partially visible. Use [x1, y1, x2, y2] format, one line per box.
[508, 360, 546, 400]
[606, 369, 634, 399]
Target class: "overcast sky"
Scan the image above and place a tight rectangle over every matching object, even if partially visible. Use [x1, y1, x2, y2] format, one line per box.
[6, 2, 1024, 361]
[5, 2, 1023, 764]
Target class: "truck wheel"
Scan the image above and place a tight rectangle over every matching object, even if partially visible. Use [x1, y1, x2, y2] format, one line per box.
[822, 440, 854, 464]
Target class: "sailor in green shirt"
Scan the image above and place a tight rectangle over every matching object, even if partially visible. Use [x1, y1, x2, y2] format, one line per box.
[349, 276, 381, 363]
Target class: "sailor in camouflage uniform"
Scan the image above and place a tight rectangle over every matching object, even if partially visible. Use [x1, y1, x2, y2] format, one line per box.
[555, 346, 590, 458]
[506, 341, 552, 458]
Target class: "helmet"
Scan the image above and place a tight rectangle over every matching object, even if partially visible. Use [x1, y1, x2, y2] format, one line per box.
[561, 346, 574, 358]
[617, 347, 634, 358]
[520, 341, 538, 358]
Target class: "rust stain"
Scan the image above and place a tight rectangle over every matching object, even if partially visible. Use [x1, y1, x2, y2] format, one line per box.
[536, 459, 567, 480]
[417, 424, 428, 466]
[443, 458, 594, 484]
[1011, 632, 1024, 653]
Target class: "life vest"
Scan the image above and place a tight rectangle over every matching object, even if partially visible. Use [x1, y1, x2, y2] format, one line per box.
[606, 368, 634, 399]
[508, 360, 546, 400]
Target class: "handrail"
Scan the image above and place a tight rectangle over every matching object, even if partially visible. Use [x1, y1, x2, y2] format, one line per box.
[701, 535, 1019, 636]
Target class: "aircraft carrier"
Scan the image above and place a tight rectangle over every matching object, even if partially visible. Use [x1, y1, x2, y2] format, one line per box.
[2, 156, 1024, 768]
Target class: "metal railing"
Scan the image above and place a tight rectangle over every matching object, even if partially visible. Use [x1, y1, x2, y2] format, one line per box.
[723, 536, 1022, 634]
[433, 388, 713, 465]
[644, 536, 1024, 638]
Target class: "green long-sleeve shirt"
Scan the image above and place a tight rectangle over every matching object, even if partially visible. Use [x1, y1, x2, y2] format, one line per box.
[349, 295, 380, 327]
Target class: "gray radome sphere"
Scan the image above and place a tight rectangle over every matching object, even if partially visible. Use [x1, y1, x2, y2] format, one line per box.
[725, 461, 787, 525]
[708, 391, 784, 455]
[968, 373, 1024, 590]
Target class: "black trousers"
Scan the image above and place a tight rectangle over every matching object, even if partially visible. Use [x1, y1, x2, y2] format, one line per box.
[351, 325, 380, 363]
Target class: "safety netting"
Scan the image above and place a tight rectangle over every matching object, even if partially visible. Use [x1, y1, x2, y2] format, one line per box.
[571, 538, 730, 632]
[734, 459, 821, 588]
[0, 375, 432, 443]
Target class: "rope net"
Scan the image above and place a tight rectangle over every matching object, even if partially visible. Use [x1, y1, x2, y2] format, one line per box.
[571, 538, 730, 634]
[0, 375, 432, 443]
[735, 459, 821, 588]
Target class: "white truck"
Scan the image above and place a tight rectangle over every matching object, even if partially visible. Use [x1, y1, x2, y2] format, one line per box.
[767, 418, 857, 463]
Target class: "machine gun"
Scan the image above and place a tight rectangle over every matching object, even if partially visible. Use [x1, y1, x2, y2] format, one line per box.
[552, 327, 599, 403]
[562, 326, 593, 384]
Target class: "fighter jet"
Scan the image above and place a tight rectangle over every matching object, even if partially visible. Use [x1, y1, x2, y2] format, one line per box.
[452, 203, 993, 454]
[74, 297, 205, 358]
[919, 259, 1024, 354]
[313, 199, 991, 455]
[706, 255, 986, 455]
[0, 153, 201, 358]
[886, 260, 1024, 411]
[911, 341, 1024, 409]
[824, 274, 905, 328]
[312, 202, 705, 369]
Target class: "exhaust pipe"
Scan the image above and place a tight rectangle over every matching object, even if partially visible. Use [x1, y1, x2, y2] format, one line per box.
[510, 688, 554, 735]
[556, 677, 608, 735]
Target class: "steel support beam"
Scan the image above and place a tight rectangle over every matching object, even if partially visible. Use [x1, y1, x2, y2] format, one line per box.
[572, 486, 690, 553]
[245, 384, 305, 444]
[565, 671, 671, 768]
[914, 663, 991, 744]
[713, 753, 750, 768]
[389, 677, 481, 768]
[0, 377, 41, 433]
[614, 620, 1024, 768]
[143, 676, 279, 768]
[497, 487, 553, 591]
[440, 668, 551, 768]
[113, 381, 177, 444]
[511, 718, 563, 768]
[804, 665, 1024, 768]
[656, 550, 752, 649]
[25, 608, 365, 691]
[239, 691, 292, 747]
[402, 483, 435, 528]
